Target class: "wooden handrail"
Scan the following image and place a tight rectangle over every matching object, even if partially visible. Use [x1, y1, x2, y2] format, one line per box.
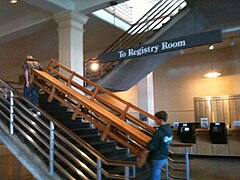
[31, 59, 193, 177]
[31, 59, 194, 169]
[47, 59, 155, 135]
[31, 60, 154, 156]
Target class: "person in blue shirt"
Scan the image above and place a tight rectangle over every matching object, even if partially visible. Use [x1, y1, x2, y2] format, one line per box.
[140, 111, 173, 180]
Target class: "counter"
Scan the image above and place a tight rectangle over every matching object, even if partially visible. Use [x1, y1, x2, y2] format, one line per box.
[170, 128, 240, 156]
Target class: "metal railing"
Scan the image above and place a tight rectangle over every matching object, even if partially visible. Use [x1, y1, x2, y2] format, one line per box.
[0, 74, 191, 179]
[33, 59, 190, 179]
[168, 144, 191, 180]
[85, 0, 187, 81]
[105, 2, 132, 24]
[0, 78, 136, 179]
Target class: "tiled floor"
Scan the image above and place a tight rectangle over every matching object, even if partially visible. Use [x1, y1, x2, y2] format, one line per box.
[190, 156, 240, 180]
[1, 146, 240, 180]
[0, 152, 34, 180]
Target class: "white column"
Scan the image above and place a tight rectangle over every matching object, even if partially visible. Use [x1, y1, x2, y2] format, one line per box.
[54, 11, 88, 85]
[137, 72, 155, 126]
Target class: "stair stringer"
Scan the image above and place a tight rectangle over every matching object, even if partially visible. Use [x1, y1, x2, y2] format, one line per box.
[0, 122, 62, 180]
[95, 6, 213, 91]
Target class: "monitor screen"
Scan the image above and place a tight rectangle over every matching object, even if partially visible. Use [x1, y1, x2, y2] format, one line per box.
[181, 127, 190, 132]
[211, 123, 224, 133]
[213, 126, 222, 132]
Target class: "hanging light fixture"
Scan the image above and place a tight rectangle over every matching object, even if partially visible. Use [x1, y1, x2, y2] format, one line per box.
[204, 45, 221, 78]
[204, 71, 221, 78]
[230, 37, 235, 46]
[10, 0, 18, 4]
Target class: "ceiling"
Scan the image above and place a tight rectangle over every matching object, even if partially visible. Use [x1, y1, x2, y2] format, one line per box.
[0, 0, 128, 55]
[0, 0, 240, 60]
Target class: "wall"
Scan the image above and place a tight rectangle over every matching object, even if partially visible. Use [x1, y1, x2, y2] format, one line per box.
[91, 42, 240, 127]
[0, 25, 58, 82]
[0, 16, 239, 128]
[99, 85, 139, 117]
[153, 44, 240, 125]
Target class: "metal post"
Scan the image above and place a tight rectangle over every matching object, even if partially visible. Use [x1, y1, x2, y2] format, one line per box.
[126, 134, 130, 156]
[10, 90, 14, 135]
[165, 160, 169, 179]
[49, 121, 55, 175]
[185, 147, 190, 180]
[97, 158, 102, 180]
[124, 166, 130, 180]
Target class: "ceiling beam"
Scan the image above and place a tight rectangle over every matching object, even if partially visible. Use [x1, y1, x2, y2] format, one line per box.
[22, 0, 74, 13]
[75, 0, 128, 14]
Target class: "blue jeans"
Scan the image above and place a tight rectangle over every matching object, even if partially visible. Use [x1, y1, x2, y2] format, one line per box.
[150, 159, 168, 180]
[23, 85, 39, 109]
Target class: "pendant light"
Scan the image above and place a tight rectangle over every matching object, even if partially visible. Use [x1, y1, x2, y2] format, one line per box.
[10, 0, 18, 4]
[204, 45, 221, 78]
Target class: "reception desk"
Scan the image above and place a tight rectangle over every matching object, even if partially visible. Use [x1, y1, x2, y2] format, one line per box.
[170, 128, 240, 156]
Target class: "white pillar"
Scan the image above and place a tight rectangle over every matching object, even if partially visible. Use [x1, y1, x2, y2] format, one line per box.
[137, 72, 155, 126]
[54, 11, 88, 85]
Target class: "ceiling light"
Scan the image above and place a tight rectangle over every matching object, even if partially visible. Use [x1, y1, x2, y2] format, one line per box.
[10, 0, 18, 4]
[230, 38, 235, 46]
[208, 45, 214, 50]
[90, 62, 99, 71]
[180, 49, 184, 55]
[204, 48, 221, 78]
[204, 72, 221, 78]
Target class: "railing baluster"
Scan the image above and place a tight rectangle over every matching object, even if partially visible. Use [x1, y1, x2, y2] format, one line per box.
[49, 121, 55, 175]
[124, 166, 130, 180]
[97, 158, 102, 180]
[10, 90, 14, 135]
[1, 77, 137, 179]
[165, 160, 169, 179]
[185, 147, 190, 180]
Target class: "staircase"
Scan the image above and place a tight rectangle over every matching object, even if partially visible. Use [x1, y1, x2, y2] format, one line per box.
[39, 94, 150, 179]
[0, 78, 138, 179]
[86, 0, 240, 91]
[0, 65, 191, 179]
[85, 0, 189, 91]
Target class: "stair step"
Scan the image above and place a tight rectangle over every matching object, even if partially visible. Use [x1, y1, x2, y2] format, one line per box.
[61, 121, 90, 129]
[69, 128, 99, 136]
[38, 95, 142, 178]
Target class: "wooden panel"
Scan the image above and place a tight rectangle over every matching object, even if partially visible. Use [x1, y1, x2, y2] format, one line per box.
[0, 144, 11, 156]
[199, 101, 205, 120]
[195, 129, 212, 155]
[171, 130, 184, 154]
[228, 129, 240, 156]
[212, 101, 218, 122]
[194, 95, 240, 127]
[216, 100, 224, 121]
[212, 144, 229, 156]
[236, 99, 240, 120]
[188, 144, 197, 155]
[205, 100, 211, 122]
[223, 99, 230, 128]
[170, 139, 185, 154]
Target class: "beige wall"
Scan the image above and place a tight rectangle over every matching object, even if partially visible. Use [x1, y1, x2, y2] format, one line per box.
[100, 85, 139, 118]
[1, 21, 239, 128]
[153, 45, 240, 125]
[92, 44, 240, 127]
[0, 25, 58, 82]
